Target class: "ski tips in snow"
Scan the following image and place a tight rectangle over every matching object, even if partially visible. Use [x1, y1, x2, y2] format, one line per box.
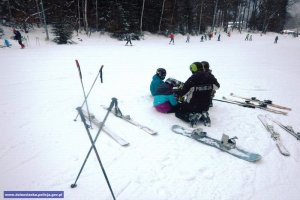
[264, 114, 300, 141]
[257, 114, 290, 156]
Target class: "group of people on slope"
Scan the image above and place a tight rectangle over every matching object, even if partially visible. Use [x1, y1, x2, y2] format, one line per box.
[150, 61, 220, 127]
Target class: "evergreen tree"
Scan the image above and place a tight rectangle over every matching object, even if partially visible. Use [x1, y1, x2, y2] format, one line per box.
[52, 2, 73, 44]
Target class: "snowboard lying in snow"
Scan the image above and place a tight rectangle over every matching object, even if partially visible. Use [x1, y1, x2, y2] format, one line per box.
[171, 125, 262, 162]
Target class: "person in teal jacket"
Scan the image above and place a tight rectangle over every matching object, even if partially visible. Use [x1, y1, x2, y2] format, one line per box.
[150, 68, 166, 96]
[153, 78, 178, 113]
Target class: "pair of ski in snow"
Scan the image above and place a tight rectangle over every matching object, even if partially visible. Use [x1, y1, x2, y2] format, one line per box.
[81, 105, 157, 147]
[258, 114, 300, 156]
[215, 93, 291, 115]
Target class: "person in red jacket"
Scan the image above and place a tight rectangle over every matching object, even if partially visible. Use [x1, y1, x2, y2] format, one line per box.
[169, 33, 175, 45]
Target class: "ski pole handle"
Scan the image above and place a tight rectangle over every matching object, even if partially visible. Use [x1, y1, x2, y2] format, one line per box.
[75, 60, 82, 80]
[100, 65, 104, 83]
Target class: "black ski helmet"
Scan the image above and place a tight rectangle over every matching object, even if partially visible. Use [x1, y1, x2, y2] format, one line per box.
[190, 62, 204, 74]
[201, 61, 211, 72]
[156, 68, 166, 80]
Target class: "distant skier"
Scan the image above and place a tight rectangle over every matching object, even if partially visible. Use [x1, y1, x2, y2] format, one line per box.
[208, 32, 213, 40]
[217, 34, 221, 41]
[245, 33, 249, 41]
[13, 29, 25, 49]
[274, 36, 279, 44]
[125, 34, 132, 46]
[150, 68, 166, 96]
[186, 33, 190, 43]
[169, 32, 175, 44]
[200, 35, 204, 42]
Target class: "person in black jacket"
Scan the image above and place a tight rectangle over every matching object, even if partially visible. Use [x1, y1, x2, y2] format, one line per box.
[13, 29, 25, 49]
[174, 62, 220, 127]
[201, 61, 216, 107]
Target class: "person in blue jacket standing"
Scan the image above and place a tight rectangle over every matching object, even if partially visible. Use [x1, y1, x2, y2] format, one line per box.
[153, 78, 178, 113]
[150, 68, 166, 96]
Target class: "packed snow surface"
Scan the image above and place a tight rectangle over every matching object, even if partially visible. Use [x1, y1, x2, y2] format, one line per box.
[1, 27, 300, 200]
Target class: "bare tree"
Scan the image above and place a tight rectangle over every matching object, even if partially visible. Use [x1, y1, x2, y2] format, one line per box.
[40, 0, 49, 40]
[198, 0, 204, 33]
[159, 0, 166, 32]
[35, 0, 43, 27]
[95, 0, 98, 31]
[7, 0, 12, 21]
[83, 0, 88, 34]
[77, 0, 81, 33]
[140, 0, 145, 33]
[170, 0, 177, 25]
[211, 0, 219, 31]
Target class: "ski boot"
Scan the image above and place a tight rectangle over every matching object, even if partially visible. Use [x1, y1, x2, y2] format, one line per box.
[209, 100, 213, 107]
[221, 134, 238, 149]
[189, 113, 202, 128]
[201, 111, 211, 127]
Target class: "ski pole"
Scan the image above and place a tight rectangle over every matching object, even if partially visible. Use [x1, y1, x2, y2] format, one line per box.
[75, 59, 92, 128]
[74, 65, 104, 121]
[71, 98, 118, 200]
[100, 65, 104, 83]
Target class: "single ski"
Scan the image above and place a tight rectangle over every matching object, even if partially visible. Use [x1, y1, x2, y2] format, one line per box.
[82, 109, 129, 146]
[265, 114, 300, 140]
[257, 114, 290, 156]
[223, 96, 288, 115]
[171, 125, 262, 162]
[101, 105, 157, 135]
[230, 93, 292, 111]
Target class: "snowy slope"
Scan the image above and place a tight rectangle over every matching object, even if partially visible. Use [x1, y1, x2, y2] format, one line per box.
[1, 26, 300, 200]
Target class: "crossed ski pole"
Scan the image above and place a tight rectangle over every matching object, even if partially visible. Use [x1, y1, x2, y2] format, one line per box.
[71, 98, 118, 200]
[73, 63, 104, 122]
[75, 59, 93, 128]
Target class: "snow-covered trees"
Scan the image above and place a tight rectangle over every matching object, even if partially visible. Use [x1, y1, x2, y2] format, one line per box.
[0, 0, 292, 36]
